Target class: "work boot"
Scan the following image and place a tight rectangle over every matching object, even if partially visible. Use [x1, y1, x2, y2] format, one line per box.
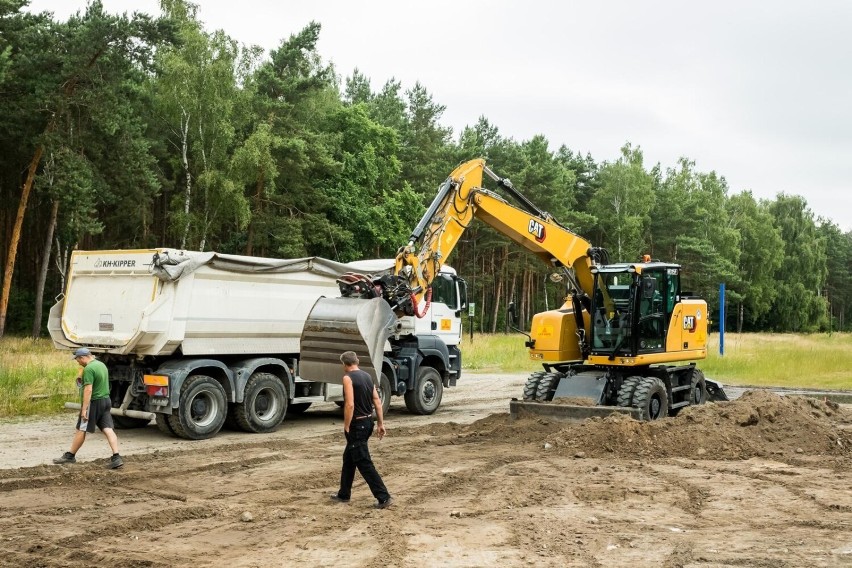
[375, 497, 393, 509]
[329, 493, 350, 504]
[52, 452, 76, 464]
[107, 454, 124, 470]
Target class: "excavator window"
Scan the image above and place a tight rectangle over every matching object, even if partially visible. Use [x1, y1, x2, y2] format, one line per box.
[637, 269, 666, 352]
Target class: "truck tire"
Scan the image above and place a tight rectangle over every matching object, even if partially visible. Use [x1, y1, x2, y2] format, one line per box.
[616, 376, 643, 407]
[535, 373, 561, 402]
[630, 376, 669, 420]
[112, 415, 151, 429]
[378, 372, 391, 416]
[155, 413, 177, 437]
[168, 375, 227, 440]
[404, 367, 443, 415]
[234, 372, 288, 433]
[523, 372, 546, 401]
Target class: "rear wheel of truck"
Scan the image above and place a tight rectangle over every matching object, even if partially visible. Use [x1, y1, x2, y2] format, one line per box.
[630, 376, 669, 421]
[155, 413, 177, 437]
[404, 367, 443, 415]
[235, 372, 288, 433]
[378, 372, 391, 416]
[168, 375, 228, 440]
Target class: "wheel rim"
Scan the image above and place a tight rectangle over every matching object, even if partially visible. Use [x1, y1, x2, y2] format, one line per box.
[649, 394, 662, 419]
[422, 380, 436, 405]
[190, 390, 219, 427]
[254, 387, 280, 421]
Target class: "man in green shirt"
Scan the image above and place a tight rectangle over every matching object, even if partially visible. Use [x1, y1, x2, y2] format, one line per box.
[53, 348, 124, 469]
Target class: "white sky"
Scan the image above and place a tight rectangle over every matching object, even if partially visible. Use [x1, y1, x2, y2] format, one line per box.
[26, 0, 852, 231]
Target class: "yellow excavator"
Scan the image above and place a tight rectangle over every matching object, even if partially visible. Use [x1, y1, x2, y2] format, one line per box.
[301, 159, 727, 420]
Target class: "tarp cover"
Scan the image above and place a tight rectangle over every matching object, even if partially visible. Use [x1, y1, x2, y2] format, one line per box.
[151, 249, 394, 282]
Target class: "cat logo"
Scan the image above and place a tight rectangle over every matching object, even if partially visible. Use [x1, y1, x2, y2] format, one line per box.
[683, 315, 696, 331]
[528, 219, 546, 242]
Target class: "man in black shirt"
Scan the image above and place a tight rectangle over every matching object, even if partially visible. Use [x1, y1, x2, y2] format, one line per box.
[330, 351, 392, 509]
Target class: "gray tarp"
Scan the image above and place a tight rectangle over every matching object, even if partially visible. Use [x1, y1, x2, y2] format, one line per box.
[151, 249, 394, 282]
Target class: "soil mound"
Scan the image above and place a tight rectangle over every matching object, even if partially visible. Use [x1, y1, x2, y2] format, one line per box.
[544, 390, 851, 460]
[432, 391, 852, 461]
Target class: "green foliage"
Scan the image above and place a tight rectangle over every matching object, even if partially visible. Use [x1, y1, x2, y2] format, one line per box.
[1, 1, 848, 338]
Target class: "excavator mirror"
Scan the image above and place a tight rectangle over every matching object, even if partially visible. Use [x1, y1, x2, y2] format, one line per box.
[507, 301, 518, 326]
[548, 272, 564, 283]
[642, 276, 657, 299]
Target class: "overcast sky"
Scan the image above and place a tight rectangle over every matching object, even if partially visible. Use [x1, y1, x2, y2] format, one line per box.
[26, 0, 852, 230]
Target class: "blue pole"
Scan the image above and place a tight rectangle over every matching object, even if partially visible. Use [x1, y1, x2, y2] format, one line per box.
[719, 283, 725, 356]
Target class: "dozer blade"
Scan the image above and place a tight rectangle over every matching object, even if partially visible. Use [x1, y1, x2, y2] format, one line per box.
[299, 297, 398, 385]
[510, 400, 642, 422]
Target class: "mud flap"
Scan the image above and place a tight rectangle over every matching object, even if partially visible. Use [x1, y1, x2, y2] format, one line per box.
[299, 297, 398, 385]
[705, 378, 729, 401]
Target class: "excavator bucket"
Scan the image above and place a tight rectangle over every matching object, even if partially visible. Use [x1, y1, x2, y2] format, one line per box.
[299, 297, 398, 385]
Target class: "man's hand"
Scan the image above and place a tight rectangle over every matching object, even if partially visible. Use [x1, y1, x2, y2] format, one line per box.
[377, 423, 386, 440]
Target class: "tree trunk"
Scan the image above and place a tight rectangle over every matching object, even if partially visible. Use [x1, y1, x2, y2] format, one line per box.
[245, 170, 265, 256]
[737, 302, 744, 333]
[180, 110, 192, 249]
[32, 199, 60, 338]
[0, 144, 44, 338]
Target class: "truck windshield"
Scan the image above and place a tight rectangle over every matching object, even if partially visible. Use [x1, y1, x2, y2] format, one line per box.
[591, 273, 634, 355]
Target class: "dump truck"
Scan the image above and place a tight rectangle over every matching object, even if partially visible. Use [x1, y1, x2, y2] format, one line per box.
[48, 249, 467, 439]
[301, 159, 727, 421]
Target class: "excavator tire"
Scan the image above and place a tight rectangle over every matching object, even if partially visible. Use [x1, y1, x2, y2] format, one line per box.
[616, 376, 643, 407]
[523, 372, 546, 401]
[535, 373, 561, 402]
[630, 376, 669, 420]
[688, 369, 708, 405]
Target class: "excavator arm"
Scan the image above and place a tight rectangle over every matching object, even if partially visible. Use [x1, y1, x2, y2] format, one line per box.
[395, 158, 605, 311]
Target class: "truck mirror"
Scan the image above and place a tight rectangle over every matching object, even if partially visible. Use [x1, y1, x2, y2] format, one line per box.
[642, 277, 657, 299]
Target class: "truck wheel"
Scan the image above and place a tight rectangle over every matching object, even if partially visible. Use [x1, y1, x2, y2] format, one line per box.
[523, 372, 546, 401]
[631, 377, 669, 420]
[378, 372, 391, 416]
[616, 376, 643, 407]
[404, 367, 443, 415]
[535, 373, 561, 402]
[155, 413, 177, 437]
[112, 415, 151, 429]
[288, 402, 312, 414]
[234, 372, 288, 433]
[168, 375, 227, 440]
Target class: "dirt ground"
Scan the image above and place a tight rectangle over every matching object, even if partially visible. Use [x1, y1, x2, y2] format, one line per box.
[1, 373, 851, 568]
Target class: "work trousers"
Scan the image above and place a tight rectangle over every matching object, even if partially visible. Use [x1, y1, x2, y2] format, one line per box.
[338, 418, 390, 502]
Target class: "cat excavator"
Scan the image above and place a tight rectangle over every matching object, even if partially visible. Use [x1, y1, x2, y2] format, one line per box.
[300, 159, 727, 420]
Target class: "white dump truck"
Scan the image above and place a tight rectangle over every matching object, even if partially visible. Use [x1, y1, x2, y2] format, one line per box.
[48, 248, 467, 439]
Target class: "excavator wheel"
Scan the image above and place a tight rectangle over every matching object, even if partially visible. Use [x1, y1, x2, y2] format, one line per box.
[616, 376, 643, 407]
[688, 369, 708, 405]
[630, 376, 669, 420]
[534, 372, 562, 402]
[522, 372, 546, 401]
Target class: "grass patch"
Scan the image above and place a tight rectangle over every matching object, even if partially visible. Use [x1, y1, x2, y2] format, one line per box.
[463, 332, 852, 390]
[0, 337, 77, 419]
[702, 332, 852, 389]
